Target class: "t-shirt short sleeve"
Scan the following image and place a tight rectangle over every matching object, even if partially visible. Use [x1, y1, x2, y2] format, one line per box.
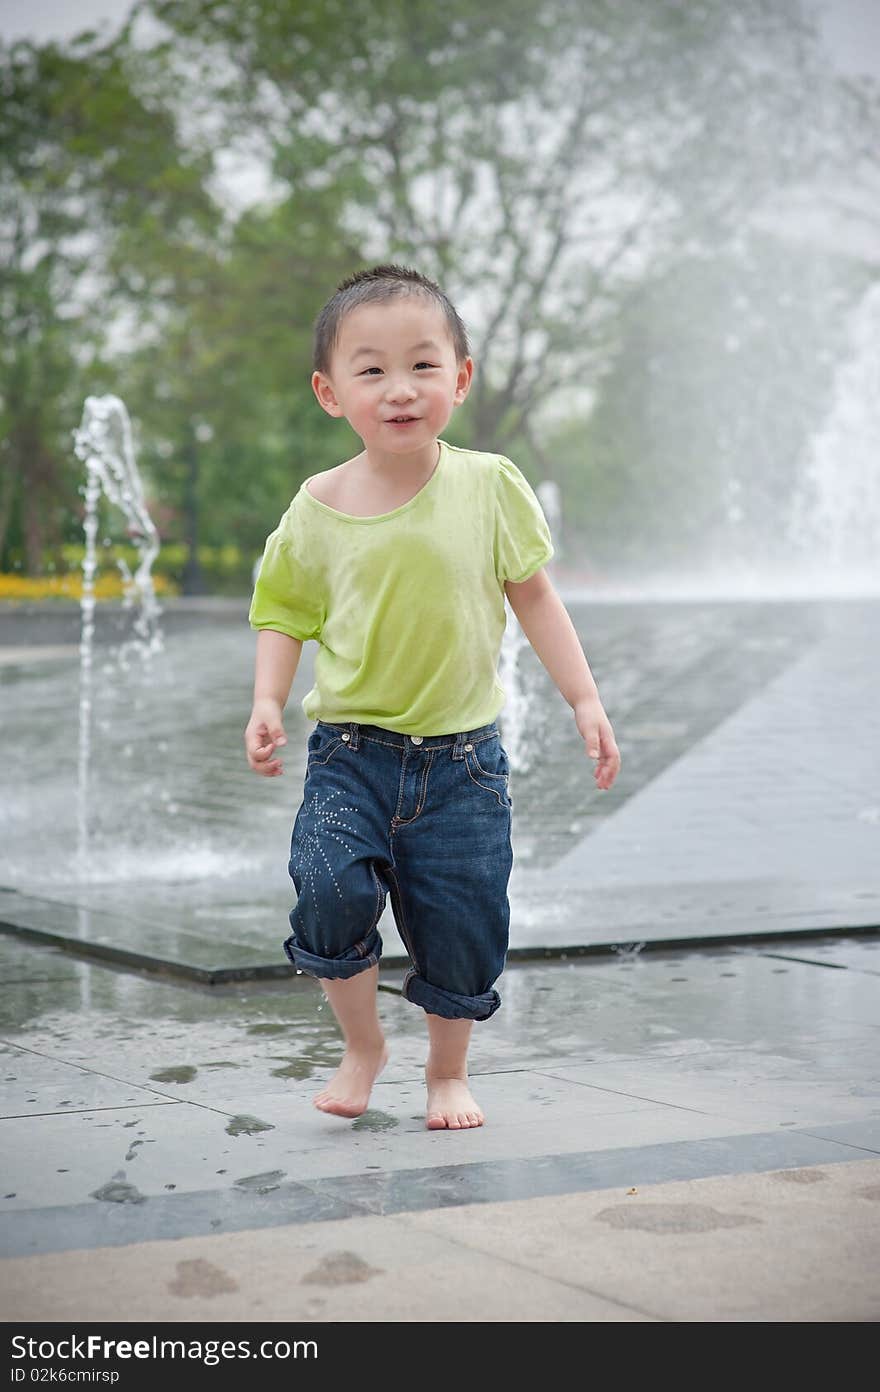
[494, 455, 555, 584]
[249, 509, 324, 642]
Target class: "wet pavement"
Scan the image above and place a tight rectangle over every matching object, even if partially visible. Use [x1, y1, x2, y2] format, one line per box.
[1, 594, 879, 1319]
[2, 596, 878, 976]
[0, 931, 878, 1319]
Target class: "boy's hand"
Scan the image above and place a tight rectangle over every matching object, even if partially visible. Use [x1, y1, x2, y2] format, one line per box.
[245, 700, 288, 777]
[574, 696, 621, 791]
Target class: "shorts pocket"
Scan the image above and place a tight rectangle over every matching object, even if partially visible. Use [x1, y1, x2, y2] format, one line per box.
[463, 735, 511, 808]
[306, 723, 348, 767]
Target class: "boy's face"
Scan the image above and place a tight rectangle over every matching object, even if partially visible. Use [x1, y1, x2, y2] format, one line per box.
[311, 296, 473, 458]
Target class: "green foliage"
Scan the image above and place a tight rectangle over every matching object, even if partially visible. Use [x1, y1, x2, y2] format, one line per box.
[2, 1, 876, 589]
[0, 31, 218, 573]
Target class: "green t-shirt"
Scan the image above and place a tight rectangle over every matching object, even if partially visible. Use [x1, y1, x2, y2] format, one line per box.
[249, 438, 554, 735]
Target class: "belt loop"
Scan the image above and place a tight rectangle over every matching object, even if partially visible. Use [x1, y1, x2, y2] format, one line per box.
[348, 721, 360, 750]
[452, 731, 467, 761]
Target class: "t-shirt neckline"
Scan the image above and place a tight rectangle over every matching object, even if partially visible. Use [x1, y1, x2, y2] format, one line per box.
[301, 439, 447, 524]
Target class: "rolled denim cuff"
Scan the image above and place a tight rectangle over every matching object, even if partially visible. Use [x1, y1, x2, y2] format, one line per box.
[283, 926, 382, 979]
[402, 970, 500, 1021]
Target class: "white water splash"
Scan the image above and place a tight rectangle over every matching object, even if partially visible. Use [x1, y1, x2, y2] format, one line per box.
[787, 283, 880, 591]
[72, 395, 163, 875]
[498, 600, 533, 771]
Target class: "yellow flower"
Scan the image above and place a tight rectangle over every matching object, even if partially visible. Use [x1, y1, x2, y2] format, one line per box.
[0, 573, 178, 601]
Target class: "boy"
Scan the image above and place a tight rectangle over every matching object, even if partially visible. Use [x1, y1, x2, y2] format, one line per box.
[245, 264, 620, 1130]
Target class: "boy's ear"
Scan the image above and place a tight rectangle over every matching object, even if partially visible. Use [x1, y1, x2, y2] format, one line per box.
[311, 370, 344, 418]
[453, 356, 474, 406]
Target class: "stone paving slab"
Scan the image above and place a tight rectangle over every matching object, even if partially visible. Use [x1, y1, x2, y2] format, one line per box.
[1, 1126, 874, 1269]
[3, 1158, 877, 1322]
[0, 1045, 183, 1118]
[0, 1194, 660, 1322]
[402, 1160, 880, 1323]
[793, 1118, 880, 1152]
[0, 1073, 770, 1222]
[1, 935, 878, 1267]
[764, 937, 880, 975]
[542, 1047, 880, 1129]
[547, 608, 880, 896]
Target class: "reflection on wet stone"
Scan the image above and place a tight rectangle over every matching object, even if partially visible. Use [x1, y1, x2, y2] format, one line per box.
[772, 1168, 827, 1184]
[269, 1059, 314, 1080]
[351, 1111, 399, 1132]
[225, 1114, 274, 1136]
[595, 1203, 761, 1233]
[301, 1251, 383, 1286]
[149, 1066, 197, 1084]
[233, 1170, 286, 1195]
[90, 1172, 146, 1205]
[167, 1258, 239, 1298]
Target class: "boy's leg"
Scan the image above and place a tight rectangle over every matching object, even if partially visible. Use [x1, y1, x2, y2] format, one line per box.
[314, 963, 388, 1118]
[425, 1014, 483, 1130]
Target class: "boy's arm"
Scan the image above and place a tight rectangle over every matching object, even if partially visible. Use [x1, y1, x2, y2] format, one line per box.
[504, 569, 621, 791]
[245, 629, 303, 777]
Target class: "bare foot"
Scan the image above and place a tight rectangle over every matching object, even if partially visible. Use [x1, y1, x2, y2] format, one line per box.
[425, 1074, 484, 1130]
[314, 1042, 388, 1118]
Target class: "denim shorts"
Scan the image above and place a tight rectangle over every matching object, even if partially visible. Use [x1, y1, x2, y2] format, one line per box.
[284, 719, 514, 1021]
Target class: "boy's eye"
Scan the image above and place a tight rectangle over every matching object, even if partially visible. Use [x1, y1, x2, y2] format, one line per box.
[358, 363, 438, 376]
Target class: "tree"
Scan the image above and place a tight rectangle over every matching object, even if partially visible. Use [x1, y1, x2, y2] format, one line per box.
[0, 31, 217, 572]
[117, 184, 366, 588]
[139, 0, 839, 465]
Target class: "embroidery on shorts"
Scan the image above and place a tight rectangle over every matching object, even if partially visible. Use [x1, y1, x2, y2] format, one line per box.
[292, 787, 358, 926]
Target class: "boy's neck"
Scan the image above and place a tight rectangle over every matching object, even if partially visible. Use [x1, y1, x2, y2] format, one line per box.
[358, 438, 441, 478]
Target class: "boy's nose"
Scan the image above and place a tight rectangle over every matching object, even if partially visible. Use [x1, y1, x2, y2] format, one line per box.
[385, 379, 417, 402]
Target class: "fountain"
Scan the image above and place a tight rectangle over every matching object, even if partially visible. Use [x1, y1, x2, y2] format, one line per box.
[498, 603, 532, 771]
[497, 480, 562, 774]
[787, 282, 880, 594]
[72, 395, 163, 875]
[535, 481, 562, 564]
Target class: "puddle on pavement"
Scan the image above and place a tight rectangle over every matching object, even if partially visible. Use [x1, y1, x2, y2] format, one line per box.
[90, 1172, 146, 1205]
[302, 1251, 382, 1285]
[233, 1170, 286, 1194]
[225, 1114, 275, 1137]
[149, 1066, 197, 1084]
[351, 1111, 399, 1132]
[269, 1058, 315, 1080]
[2, 935, 879, 1093]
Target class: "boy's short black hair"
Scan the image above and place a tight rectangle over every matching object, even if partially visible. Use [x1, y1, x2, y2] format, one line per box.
[312, 263, 471, 374]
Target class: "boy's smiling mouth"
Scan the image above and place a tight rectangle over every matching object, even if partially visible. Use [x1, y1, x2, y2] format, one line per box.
[385, 416, 419, 425]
